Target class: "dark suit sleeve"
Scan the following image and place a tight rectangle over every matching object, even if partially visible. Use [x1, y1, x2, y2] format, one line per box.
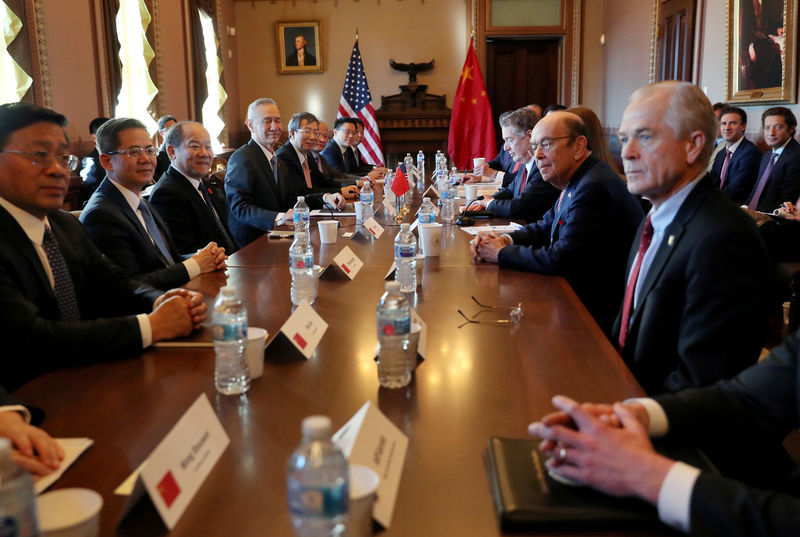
[776, 152, 800, 205]
[225, 149, 279, 231]
[0, 386, 43, 424]
[490, 178, 560, 221]
[80, 205, 190, 290]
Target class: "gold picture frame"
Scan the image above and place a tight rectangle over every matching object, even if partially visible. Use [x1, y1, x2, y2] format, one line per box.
[277, 21, 322, 74]
[726, 0, 797, 103]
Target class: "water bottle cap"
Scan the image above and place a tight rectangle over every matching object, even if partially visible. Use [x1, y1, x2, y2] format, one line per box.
[301, 415, 332, 437]
[220, 285, 237, 297]
[297, 196, 305, 201]
[400, 223, 410, 230]
[385, 281, 401, 293]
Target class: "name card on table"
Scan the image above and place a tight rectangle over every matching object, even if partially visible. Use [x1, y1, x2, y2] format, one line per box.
[116, 394, 229, 530]
[363, 217, 384, 239]
[333, 401, 408, 528]
[320, 246, 363, 280]
[423, 184, 441, 198]
[265, 303, 328, 360]
[382, 198, 396, 217]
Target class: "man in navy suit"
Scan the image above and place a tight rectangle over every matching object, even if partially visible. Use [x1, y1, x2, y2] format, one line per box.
[225, 99, 344, 247]
[471, 105, 542, 188]
[80, 118, 227, 290]
[149, 121, 238, 255]
[470, 111, 644, 335]
[0, 103, 205, 391]
[465, 107, 559, 222]
[710, 106, 762, 204]
[321, 117, 359, 174]
[613, 81, 770, 394]
[745, 107, 800, 212]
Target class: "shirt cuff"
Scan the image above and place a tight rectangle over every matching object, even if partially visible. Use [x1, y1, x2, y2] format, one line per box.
[0, 405, 31, 423]
[492, 171, 505, 182]
[657, 461, 701, 533]
[183, 258, 201, 279]
[485, 200, 494, 211]
[625, 397, 669, 437]
[138, 313, 152, 348]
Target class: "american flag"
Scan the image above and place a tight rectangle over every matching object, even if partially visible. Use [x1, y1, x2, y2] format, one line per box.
[337, 40, 384, 166]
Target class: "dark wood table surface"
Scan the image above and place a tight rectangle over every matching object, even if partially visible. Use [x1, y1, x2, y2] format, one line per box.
[15, 189, 678, 536]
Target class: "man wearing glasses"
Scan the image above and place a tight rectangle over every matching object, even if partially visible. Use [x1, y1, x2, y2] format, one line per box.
[80, 118, 226, 290]
[321, 118, 359, 174]
[470, 110, 643, 335]
[744, 107, 800, 212]
[0, 103, 206, 391]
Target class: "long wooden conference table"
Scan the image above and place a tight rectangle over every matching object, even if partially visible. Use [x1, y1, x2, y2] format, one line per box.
[15, 188, 676, 536]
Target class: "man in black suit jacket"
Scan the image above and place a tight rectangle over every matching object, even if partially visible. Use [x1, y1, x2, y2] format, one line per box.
[0, 103, 205, 391]
[80, 118, 227, 290]
[153, 114, 176, 182]
[285, 35, 316, 66]
[78, 116, 109, 204]
[311, 120, 366, 187]
[149, 121, 238, 255]
[614, 82, 770, 395]
[321, 117, 358, 174]
[276, 112, 360, 203]
[710, 106, 762, 204]
[225, 99, 344, 247]
[529, 327, 800, 537]
[466, 107, 559, 222]
[471, 111, 644, 335]
[746, 107, 800, 212]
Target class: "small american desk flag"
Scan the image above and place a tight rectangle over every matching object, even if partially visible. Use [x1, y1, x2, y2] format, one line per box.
[337, 39, 385, 166]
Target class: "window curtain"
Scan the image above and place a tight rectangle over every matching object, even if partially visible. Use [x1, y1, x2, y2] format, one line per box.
[1, 0, 32, 103]
[190, 0, 227, 151]
[102, 0, 122, 110]
[115, 0, 158, 133]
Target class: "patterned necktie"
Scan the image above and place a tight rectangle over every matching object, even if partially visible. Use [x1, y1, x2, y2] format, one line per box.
[748, 152, 778, 210]
[270, 155, 279, 184]
[42, 227, 81, 321]
[618, 215, 654, 352]
[719, 149, 733, 188]
[312, 153, 324, 173]
[302, 158, 313, 188]
[345, 147, 358, 173]
[198, 182, 236, 253]
[138, 199, 175, 266]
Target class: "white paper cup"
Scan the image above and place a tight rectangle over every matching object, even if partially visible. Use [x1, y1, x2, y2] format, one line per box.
[419, 223, 443, 257]
[415, 254, 425, 286]
[472, 157, 486, 174]
[38, 488, 103, 537]
[465, 184, 479, 204]
[246, 327, 267, 378]
[348, 465, 380, 537]
[407, 323, 422, 371]
[318, 220, 338, 244]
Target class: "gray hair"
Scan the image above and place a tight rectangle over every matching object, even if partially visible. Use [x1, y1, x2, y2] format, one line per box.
[165, 121, 205, 149]
[288, 112, 319, 132]
[498, 107, 540, 137]
[247, 98, 277, 121]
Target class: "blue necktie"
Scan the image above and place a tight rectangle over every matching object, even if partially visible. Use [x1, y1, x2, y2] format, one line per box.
[748, 153, 778, 210]
[198, 182, 237, 253]
[270, 155, 279, 184]
[138, 199, 175, 266]
[42, 227, 80, 321]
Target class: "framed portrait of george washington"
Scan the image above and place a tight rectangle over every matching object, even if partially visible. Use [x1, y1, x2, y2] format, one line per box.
[277, 21, 322, 74]
[727, 0, 797, 103]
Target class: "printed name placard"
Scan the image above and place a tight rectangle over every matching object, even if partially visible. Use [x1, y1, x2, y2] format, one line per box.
[276, 303, 328, 359]
[327, 246, 363, 280]
[382, 198, 396, 217]
[333, 401, 408, 528]
[423, 184, 441, 198]
[116, 394, 229, 530]
[363, 217, 384, 239]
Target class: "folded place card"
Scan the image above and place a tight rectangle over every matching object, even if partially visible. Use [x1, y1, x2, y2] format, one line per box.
[265, 302, 328, 360]
[423, 184, 440, 198]
[34, 438, 94, 494]
[333, 401, 408, 528]
[382, 198, 396, 217]
[363, 217, 385, 239]
[116, 394, 229, 530]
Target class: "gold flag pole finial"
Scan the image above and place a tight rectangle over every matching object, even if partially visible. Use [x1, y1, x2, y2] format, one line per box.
[355, 28, 359, 40]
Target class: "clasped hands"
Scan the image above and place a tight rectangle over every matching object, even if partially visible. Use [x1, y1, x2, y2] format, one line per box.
[150, 288, 207, 341]
[192, 242, 228, 273]
[469, 231, 509, 264]
[527, 395, 674, 504]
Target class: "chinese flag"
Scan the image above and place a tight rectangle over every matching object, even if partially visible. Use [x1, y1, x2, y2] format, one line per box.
[448, 38, 496, 169]
[391, 166, 410, 197]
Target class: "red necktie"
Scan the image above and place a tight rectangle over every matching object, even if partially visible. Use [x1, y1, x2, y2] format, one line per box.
[618, 215, 654, 352]
[719, 149, 732, 188]
[518, 166, 528, 193]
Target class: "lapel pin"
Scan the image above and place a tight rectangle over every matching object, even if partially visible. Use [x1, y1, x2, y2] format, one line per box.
[668, 235, 675, 246]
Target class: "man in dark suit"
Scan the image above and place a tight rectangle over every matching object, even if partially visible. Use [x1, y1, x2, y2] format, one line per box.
[149, 121, 238, 255]
[78, 116, 109, 203]
[710, 106, 762, 204]
[312, 120, 367, 187]
[614, 81, 771, 395]
[471, 105, 541, 188]
[321, 117, 358, 174]
[153, 114, 176, 182]
[225, 98, 344, 247]
[465, 107, 559, 222]
[529, 327, 800, 537]
[285, 35, 316, 66]
[276, 112, 359, 201]
[0, 103, 205, 391]
[746, 107, 800, 212]
[470, 111, 644, 335]
[80, 118, 227, 290]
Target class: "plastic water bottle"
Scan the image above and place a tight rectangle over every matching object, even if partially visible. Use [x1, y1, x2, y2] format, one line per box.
[376, 282, 412, 388]
[287, 416, 349, 537]
[418, 197, 436, 224]
[434, 149, 446, 173]
[0, 438, 37, 537]
[213, 286, 250, 395]
[404, 152, 414, 185]
[441, 179, 456, 224]
[449, 166, 460, 186]
[290, 231, 316, 305]
[357, 182, 373, 223]
[383, 168, 395, 205]
[434, 169, 446, 208]
[416, 150, 425, 188]
[394, 223, 416, 292]
[293, 196, 310, 233]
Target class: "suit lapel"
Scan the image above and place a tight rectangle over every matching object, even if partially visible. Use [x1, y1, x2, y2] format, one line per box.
[248, 139, 280, 200]
[0, 205, 54, 298]
[100, 180, 153, 247]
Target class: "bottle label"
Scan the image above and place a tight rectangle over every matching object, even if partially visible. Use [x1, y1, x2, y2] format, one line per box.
[419, 213, 435, 224]
[213, 321, 247, 342]
[361, 193, 373, 203]
[394, 245, 415, 258]
[293, 212, 309, 225]
[287, 481, 349, 518]
[379, 315, 410, 336]
[290, 254, 314, 269]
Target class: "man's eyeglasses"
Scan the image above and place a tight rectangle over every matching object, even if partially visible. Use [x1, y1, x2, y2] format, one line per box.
[1, 150, 79, 171]
[336, 128, 356, 136]
[530, 136, 571, 152]
[298, 128, 321, 137]
[106, 146, 158, 158]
